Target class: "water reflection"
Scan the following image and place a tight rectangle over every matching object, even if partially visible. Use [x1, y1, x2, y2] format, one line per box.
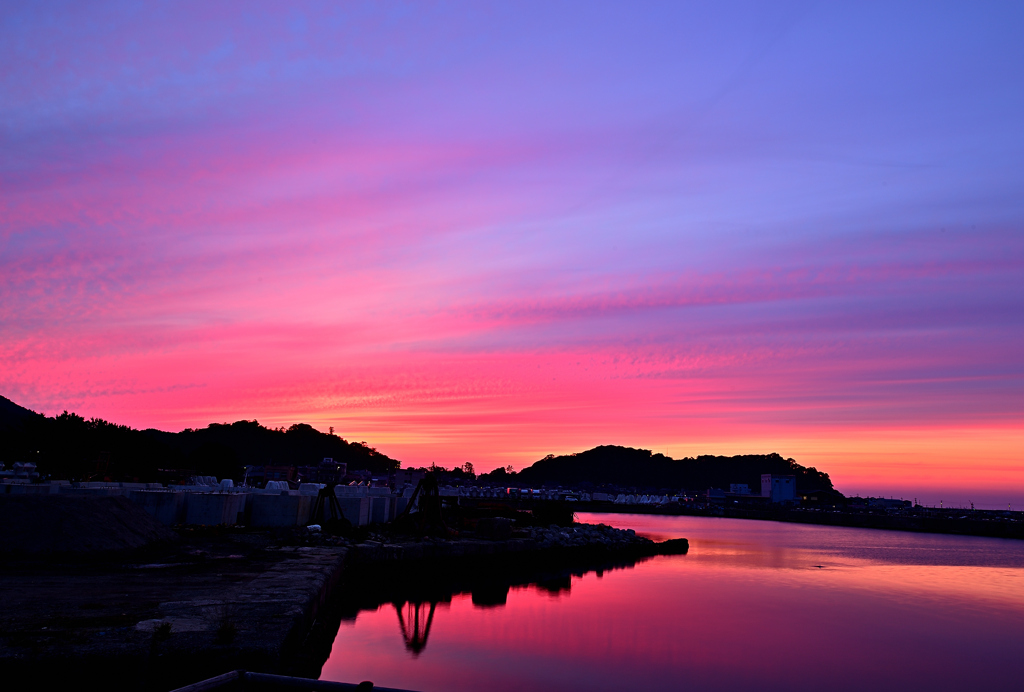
[329, 547, 651, 657]
[322, 515, 1024, 692]
[395, 601, 436, 655]
[392, 573, 574, 657]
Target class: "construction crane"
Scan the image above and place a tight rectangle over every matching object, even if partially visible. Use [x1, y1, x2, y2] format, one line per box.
[393, 471, 450, 535]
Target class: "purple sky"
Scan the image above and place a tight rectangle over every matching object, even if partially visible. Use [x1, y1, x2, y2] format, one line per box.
[2, 2, 1023, 506]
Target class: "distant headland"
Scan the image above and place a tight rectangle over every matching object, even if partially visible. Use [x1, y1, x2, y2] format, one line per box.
[478, 445, 835, 496]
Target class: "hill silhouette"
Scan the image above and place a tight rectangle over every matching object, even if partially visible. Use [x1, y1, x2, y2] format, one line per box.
[0, 396, 400, 482]
[485, 445, 834, 494]
[2, 396, 833, 493]
[0, 395, 41, 429]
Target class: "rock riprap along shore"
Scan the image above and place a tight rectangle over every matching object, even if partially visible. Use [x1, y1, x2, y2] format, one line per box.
[345, 522, 688, 565]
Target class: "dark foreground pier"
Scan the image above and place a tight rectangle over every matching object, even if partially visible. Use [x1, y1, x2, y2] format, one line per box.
[0, 504, 686, 691]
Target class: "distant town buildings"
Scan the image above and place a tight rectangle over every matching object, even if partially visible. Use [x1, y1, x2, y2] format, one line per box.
[247, 464, 297, 486]
[300, 458, 347, 484]
[851, 496, 912, 510]
[245, 458, 347, 487]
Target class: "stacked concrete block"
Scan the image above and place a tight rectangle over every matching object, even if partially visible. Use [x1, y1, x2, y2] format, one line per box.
[392, 495, 410, 519]
[178, 485, 215, 493]
[184, 492, 245, 526]
[59, 485, 125, 496]
[336, 484, 368, 498]
[334, 484, 370, 526]
[5, 483, 59, 495]
[249, 492, 313, 527]
[334, 495, 370, 527]
[128, 490, 186, 525]
[369, 495, 391, 524]
[234, 491, 250, 516]
[391, 484, 417, 520]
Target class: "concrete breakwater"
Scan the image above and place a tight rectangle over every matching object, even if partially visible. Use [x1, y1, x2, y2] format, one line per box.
[569, 501, 1024, 540]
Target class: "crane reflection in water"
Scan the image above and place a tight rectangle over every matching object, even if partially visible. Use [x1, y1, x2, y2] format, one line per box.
[392, 577, 573, 656]
[394, 600, 437, 655]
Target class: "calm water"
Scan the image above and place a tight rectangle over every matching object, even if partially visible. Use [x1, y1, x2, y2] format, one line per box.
[321, 513, 1024, 691]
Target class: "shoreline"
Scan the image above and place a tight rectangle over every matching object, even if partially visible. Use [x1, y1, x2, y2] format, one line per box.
[6, 497, 1021, 691]
[2, 522, 685, 690]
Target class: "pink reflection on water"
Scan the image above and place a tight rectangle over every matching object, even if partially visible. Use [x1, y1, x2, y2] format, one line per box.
[321, 515, 1024, 692]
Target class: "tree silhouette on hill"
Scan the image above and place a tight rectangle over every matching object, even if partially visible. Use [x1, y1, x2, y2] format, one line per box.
[0, 396, 400, 482]
[481, 445, 834, 494]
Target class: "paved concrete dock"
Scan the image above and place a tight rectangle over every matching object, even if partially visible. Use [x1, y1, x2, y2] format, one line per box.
[1, 529, 350, 690]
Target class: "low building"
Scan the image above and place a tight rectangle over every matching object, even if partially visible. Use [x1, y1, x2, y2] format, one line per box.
[761, 474, 796, 503]
[392, 468, 427, 489]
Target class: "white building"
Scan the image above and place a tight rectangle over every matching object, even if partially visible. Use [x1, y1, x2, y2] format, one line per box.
[761, 474, 796, 503]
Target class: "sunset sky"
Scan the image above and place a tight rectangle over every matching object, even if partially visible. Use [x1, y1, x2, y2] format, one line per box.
[2, 2, 1022, 507]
